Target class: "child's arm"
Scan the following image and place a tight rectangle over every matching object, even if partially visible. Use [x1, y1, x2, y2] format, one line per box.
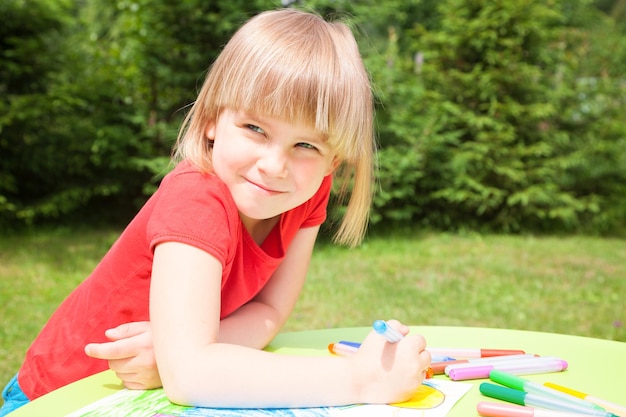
[216, 225, 320, 349]
[83, 226, 318, 389]
[150, 234, 430, 408]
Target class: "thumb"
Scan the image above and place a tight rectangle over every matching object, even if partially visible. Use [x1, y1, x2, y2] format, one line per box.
[105, 321, 151, 341]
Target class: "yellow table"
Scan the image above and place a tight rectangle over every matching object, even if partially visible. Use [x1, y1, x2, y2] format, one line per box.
[9, 326, 626, 416]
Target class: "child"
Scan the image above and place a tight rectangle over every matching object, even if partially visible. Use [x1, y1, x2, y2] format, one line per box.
[0, 8, 430, 414]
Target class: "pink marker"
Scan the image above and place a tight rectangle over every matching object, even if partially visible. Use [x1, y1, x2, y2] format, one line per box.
[448, 357, 568, 380]
[441, 354, 538, 375]
[477, 401, 596, 417]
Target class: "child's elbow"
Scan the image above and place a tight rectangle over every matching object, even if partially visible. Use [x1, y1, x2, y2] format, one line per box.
[158, 365, 203, 407]
[161, 379, 196, 407]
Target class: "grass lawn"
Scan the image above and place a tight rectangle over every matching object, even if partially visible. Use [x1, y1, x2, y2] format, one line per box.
[1, 227, 624, 389]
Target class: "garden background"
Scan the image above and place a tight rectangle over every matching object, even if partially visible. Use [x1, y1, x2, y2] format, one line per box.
[1, 0, 625, 391]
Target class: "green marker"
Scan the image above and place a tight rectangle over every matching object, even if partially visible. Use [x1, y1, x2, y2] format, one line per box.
[479, 383, 618, 417]
[489, 370, 605, 412]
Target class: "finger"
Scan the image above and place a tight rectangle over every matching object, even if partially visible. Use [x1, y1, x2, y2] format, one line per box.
[112, 371, 142, 389]
[107, 357, 132, 373]
[124, 380, 151, 390]
[107, 348, 155, 371]
[410, 333, 428, 352]
[113, 370, 161, 390]
[84, 336, 140, 360]
[385, 319, 410, 337]
[105, 321, 150, 341]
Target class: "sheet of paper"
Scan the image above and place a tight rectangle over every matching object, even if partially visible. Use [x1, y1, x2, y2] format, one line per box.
[67, 379, 472, 417]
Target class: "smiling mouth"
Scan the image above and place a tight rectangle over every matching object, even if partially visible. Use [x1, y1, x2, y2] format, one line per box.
[246, 178, 285, 195]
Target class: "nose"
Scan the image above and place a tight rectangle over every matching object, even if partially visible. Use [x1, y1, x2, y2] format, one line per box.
[257, 145, 288, 178]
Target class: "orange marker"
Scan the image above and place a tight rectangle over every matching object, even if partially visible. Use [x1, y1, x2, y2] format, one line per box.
[327, 342, 358, 357]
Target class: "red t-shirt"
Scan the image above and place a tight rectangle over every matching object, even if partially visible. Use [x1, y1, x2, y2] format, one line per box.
[18, 161, 331, 400]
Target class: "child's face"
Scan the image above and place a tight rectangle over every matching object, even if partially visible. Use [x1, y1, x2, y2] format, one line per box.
[208, 108, 338, 224]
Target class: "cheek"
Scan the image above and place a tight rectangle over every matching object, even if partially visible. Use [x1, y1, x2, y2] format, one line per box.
[294, 161, 327, 188]
[210, 142, 231, 176]
[212, 140, 251, 174]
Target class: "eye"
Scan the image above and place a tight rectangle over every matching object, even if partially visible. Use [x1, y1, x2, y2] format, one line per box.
[296, 142, 319, 151]
[247, 124, 265, 134]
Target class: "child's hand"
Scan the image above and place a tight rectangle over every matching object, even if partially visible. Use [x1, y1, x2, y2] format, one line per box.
[348, 320, 431, 404]
[84, 321, 162, 390]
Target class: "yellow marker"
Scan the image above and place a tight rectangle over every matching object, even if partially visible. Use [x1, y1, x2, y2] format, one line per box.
[544, 382, 626, 417]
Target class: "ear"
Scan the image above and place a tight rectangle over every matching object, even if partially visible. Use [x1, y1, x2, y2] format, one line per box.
[205, 120, 216, 140]
[325, 157, 341, 176]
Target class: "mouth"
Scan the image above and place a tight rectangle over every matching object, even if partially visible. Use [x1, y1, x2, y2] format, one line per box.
[245, 178, 285, 195]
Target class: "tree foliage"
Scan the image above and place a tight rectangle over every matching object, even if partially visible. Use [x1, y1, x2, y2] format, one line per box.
[365, 0, 626, 233]
[1, 0, 624, 235]
[0, 0, 274, 229]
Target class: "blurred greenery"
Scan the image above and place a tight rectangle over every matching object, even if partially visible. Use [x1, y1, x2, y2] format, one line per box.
[1, 0, 625, 235]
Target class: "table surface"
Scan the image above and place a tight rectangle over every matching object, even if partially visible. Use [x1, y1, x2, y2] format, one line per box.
[9, 326, 626, 416]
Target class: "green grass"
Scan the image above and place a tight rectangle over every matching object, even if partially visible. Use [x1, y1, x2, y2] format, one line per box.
[1, 227, 625, 390]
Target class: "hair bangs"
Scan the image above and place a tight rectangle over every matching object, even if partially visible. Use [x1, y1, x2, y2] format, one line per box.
[226, 61, 332, 138]
[206, 10, 371, 161]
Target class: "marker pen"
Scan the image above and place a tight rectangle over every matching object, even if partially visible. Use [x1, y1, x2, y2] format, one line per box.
[448, 357, 568, 380]
[435, 354, 537, 375]
[544, 382, 626, 417]
[447, 356, 566, 376]
[479, 383, 618, 417]
[490, 370, 603, 412]
[372, 320, 404, 343]
[477, 401, 598, 417]
[332, 327, 432, 379]
[429, 347, 526, 358]
[338, 340, 361, 348]
[328, 343, 358, 357]
[334, 340, 454, 363]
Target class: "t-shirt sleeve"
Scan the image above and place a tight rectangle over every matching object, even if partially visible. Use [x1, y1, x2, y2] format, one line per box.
[146, 169, 237, 267]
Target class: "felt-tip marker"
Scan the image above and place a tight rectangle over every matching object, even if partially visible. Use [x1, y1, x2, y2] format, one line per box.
[429, 347, 526, 358]
[328, 342, 358, 357]
[333, 340, 453, 362]
[543, 382, 626, 417]
[431, 354, 536, 375]
[480, 383, 618, 417]
[328, 342, 433, 378]
[373, 320, 404, 342]
[330, 326, 433, 379]
[477, 401, 598, 417]
[448, 357, 568, 380]
[490, 370, 604, 412]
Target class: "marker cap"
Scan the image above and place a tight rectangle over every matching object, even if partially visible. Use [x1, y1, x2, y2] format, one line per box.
[477, 402, 535, 417]
[372, 320, 403, 342]
[482, 349, 526, 357]
[489, 370, 526, 390]
[372, 320, 390, 334]
[480, 382, 526, 406]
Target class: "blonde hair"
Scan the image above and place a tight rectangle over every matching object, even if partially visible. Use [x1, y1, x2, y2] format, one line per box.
[174, 8, 375, 247]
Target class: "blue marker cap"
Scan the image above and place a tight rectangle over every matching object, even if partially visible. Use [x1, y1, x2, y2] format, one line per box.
[373, 320, 388, 334]
[372, 320, 403, 343]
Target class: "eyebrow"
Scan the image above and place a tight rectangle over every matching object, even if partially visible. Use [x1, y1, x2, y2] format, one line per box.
[238, 110, 329, 145]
